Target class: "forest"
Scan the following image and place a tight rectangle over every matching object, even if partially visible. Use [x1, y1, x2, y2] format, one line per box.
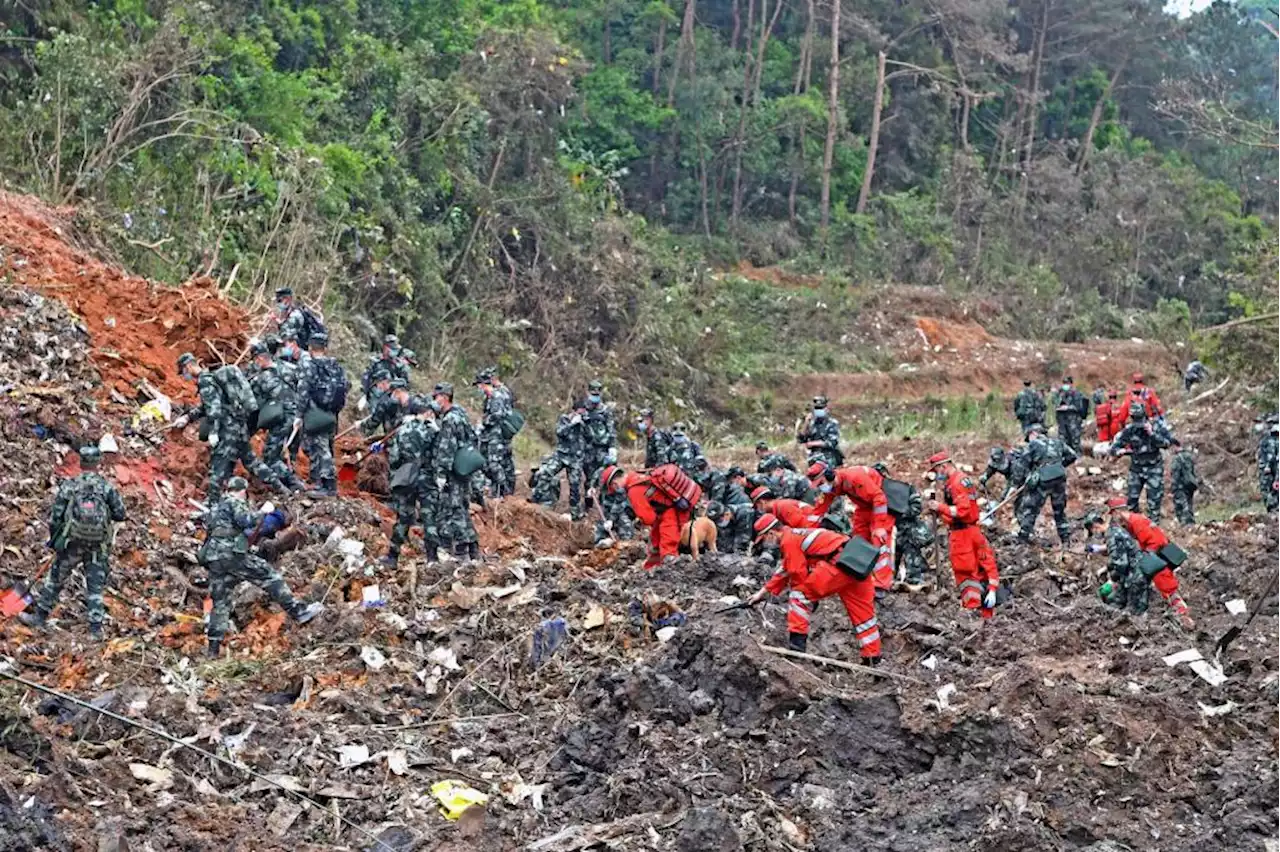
[1, 0, 1276, 401]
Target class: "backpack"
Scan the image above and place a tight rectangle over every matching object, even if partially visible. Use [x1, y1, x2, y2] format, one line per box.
[297, 305, 327, 350]
[309, 358, 350, 414]
[648, 463, 702, 507]
[64, 480, 111, 543]
[214, 365, 258, 419]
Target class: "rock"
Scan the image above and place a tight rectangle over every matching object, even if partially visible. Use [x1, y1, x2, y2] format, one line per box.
[677, 807, 742, 852]
[688, 689, 715, 715]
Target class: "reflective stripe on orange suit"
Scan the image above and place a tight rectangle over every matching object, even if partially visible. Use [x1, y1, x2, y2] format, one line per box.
[771, 499, 820, 529]
[623, 471, 688, 570]
[764, 527, 880, 657]
[940, 468, 999, 618]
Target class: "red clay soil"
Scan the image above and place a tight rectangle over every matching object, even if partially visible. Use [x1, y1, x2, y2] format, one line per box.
[0, 191, 249, 403]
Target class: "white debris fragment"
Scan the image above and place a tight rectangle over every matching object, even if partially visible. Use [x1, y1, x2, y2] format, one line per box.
[1225, 599, 1247, 616]
[920, 654, 938, 671]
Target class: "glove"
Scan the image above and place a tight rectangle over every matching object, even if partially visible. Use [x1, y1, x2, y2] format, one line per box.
[602, 519, 614, 532]
[871, 528, 890, 547]
[357, 394, 368, 412]
[674, 497, 690, 512]
[435, 476, 447, 491]
[207, 432, 219, 448]
[570, 414, 582, 425]
[259, 501, 275, 515]
[370, 441, 385, 454]
[1085, 543, 1105, 554]
[983, 589, 997, 609]
[172, 414, 190, 430]
[747, 588, 769, 605]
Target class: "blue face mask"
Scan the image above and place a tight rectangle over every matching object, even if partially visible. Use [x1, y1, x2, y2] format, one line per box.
[813, 408, 827, 419]
[818, 483, 833, 494]
[588, 394, 602, 405]
[674, 434, 687, 444]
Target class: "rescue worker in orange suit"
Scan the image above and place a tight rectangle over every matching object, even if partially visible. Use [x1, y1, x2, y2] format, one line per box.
[926, 451, 1001, 619]
[807, 461, 895, 593]
[746, 515, 881, 665]
[1107, 496, 1194, 629]
[1117, 373, 1164, 430]
[1095, 391, 1118, 444]
[601, 464, 699, 570]
[750, 486, 821, 528]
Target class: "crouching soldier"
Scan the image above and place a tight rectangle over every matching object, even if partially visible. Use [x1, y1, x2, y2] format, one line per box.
[200, 477, 324, 657]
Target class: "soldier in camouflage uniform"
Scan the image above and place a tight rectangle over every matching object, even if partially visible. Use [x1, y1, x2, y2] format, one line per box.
[1169, 446, 1199, 525]
[528, 453, 562, 508]
[1259, 416, 1278, 512]
[200, 477, 323, 657]
[1016, 424, 1078, 545]
[1051, 376, 1088, 456]
[977, 445, 1029, 531]
[271, 287, 326, 351]
[248, 343, 305, 491]
[293, 333, 349, 496]
[1013, 379, 1045, 435]
[20, 447, 127, 638]
[636, 408, 673, 468]
[667, 423, 703, 473]
[691, 456, 727, 504]
[533, 402, 586, 518]
[582, 381, 634, 542]
[273, 334, 307, 468]
[177, 353, 290, 503]
[381, 396, 440, 566]
[796, 396, 842, 468]
[430, 382, 480, 559]
[362, 335, 407, 410]
[881, 464, 932, 589]
[1083, 509, 1149, 614]
[755, 441, 795, 474]
[475, 368, 516, 497]
[1110, 403, 1173, 522]
[1183, 360, 1207, 393]
[712, 469, 756, 553]
[363, 376, 406, 437]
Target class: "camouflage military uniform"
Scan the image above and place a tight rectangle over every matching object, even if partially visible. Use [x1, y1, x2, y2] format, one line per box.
[479, 384, 516, 497]
[1052, 384, 1088, 456]
[1103, 521, 1149, 614]
[796, 413, 842, 468]
[534, 412, 585, 516]
[756, 451, 796, 474]
[432, 404, 478, 549]
[978, 448, 1015, 497]
[295, 354, 349, 493]
[1259, 423, 1278, 512]
[894, 487, 933, 586]
[364, 393, 406, 437]
[361, 353, 407, 409]
[250, 362, 302, 488]
[271, 351, 305, 470]
[529, 453, 563, 507]
[387, 413, 439, 561]
[583, 402, 633, 541]
[1017, 433, 1077, 544]
[667, 432, 703, 474]
[199, 367, 286, 503]
[1013, 386, 1045, 434]
[31, 469, 126, 632]
[1170, 449, 1199, 525]
[642, 426, 673, 469]
[1183, 360, 1206, 393]
[200, 493, 307, 644]
[1111, 412, 1173, 522]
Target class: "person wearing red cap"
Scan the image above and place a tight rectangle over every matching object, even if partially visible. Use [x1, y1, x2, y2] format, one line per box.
[602, 463, 701, 570]
[808, 461, 895, 592]
[1103, 497, 1194, 628]
[746, 514, 881, 663]
[927, 451, 1001, 618]
[750, 486, 822, 528]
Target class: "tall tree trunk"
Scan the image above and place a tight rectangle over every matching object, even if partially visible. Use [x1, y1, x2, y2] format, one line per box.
[652, 15, 666, 94]
[731, 0, 741, 51]
[959, 93, 971, 151]
[819, 0, 841, 242]
[602, 6, 613, 64]
[854, 50, 886, 216]
[1019, 0, 1049, 205]
[1076, 55, 1127, 174]
[650, 0, 697, 210]
[691, 24, 711, 238]
[788, 0, 816, 225]
[731, 0, 783, 229]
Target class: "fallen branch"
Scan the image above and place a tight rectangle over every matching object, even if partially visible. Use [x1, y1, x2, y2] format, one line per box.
[527, 811, 679, 852]
[0, 667, 397, 851]
[759, 643, 926, 685]
[1195, 312, 1279, 335]
[1185, 377, 1230, 407]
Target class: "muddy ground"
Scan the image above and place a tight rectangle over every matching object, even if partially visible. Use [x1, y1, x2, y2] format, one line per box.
[0, 191, 1276, 852]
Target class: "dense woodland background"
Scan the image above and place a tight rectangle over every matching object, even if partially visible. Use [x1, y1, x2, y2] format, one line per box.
[1, 0, 1276, 409]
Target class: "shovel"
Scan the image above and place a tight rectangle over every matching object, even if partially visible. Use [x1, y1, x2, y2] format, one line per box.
[1214, 571, 1278, 657]
[714, 599, 761, 615]
[1, 556, 54, 618]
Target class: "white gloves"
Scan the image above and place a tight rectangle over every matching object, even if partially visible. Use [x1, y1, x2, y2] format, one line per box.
[358, 394, 368, 412]
[259, 501, 275, 515]
[172, 414, 190, 430]
[983, 589, 997, 609]
[208, 432, 220, 448]
[435, 477, 447, 491]
[602, 519, 614, 532]
[570, 414, 582, 425]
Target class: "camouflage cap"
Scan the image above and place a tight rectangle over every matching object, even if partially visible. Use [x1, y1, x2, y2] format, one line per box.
[693, 455, 709, 470]
[263, 334, 282, 353]
[755, 441, 770, 452]
[432, 381, 454, 399]
[989, 446, 1007, 461]
[227, 476, 249, 492]
[79, 446, 102, 466]
[274, 287, 293, 299]
[672, 422, 686, 433]
[871, 461, 891, 478]
[249, 341, 270, 357]
[726, 465, 746, 479]
[177, 352, 197, 370]
[1026, 423, 1044, 437]
[638, 407, 655, 418]
[308, 331, 329, 347]
[473, 368, 493, 385]
[383, 333, 399, 345]
[1081, 509, 1104, 528]
[706, 501, 725, 518]
[1128, 403, 1145, 419]
[408, 396, 431, 415]
[812, 395, 829, 408]
[389, 378, 409, 390]
[587, 379, 604, 392]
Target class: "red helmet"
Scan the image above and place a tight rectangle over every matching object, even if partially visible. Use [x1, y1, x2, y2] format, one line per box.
[749, 485, 775, 503]
[1132, 372, 1145, 384]
[753, 513, 781, 540]
[806, 460, 831, 482]
[927, 451, 950, 467]
[1105, 496, 1127, 511]
[599, 465, 623, 492]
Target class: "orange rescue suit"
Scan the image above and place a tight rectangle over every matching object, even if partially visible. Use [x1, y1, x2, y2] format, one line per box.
[623, 471, 692, 570]
[939, 468, 1000, 618]
[1124, 512, 1186, 610]
[813, 466, 896, 590]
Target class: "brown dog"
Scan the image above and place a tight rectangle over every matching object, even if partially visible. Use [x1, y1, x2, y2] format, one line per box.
[679, 516, 718, 555]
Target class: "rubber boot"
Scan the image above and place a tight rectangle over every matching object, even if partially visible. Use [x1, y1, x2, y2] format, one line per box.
[424, 541, 439, 563]
[467, 542, 480, 562]
[862, 655, 881, 667]
[787, 632, 807, 653]
[206, 639, 221, 659]
[88, 623, 104, 642]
